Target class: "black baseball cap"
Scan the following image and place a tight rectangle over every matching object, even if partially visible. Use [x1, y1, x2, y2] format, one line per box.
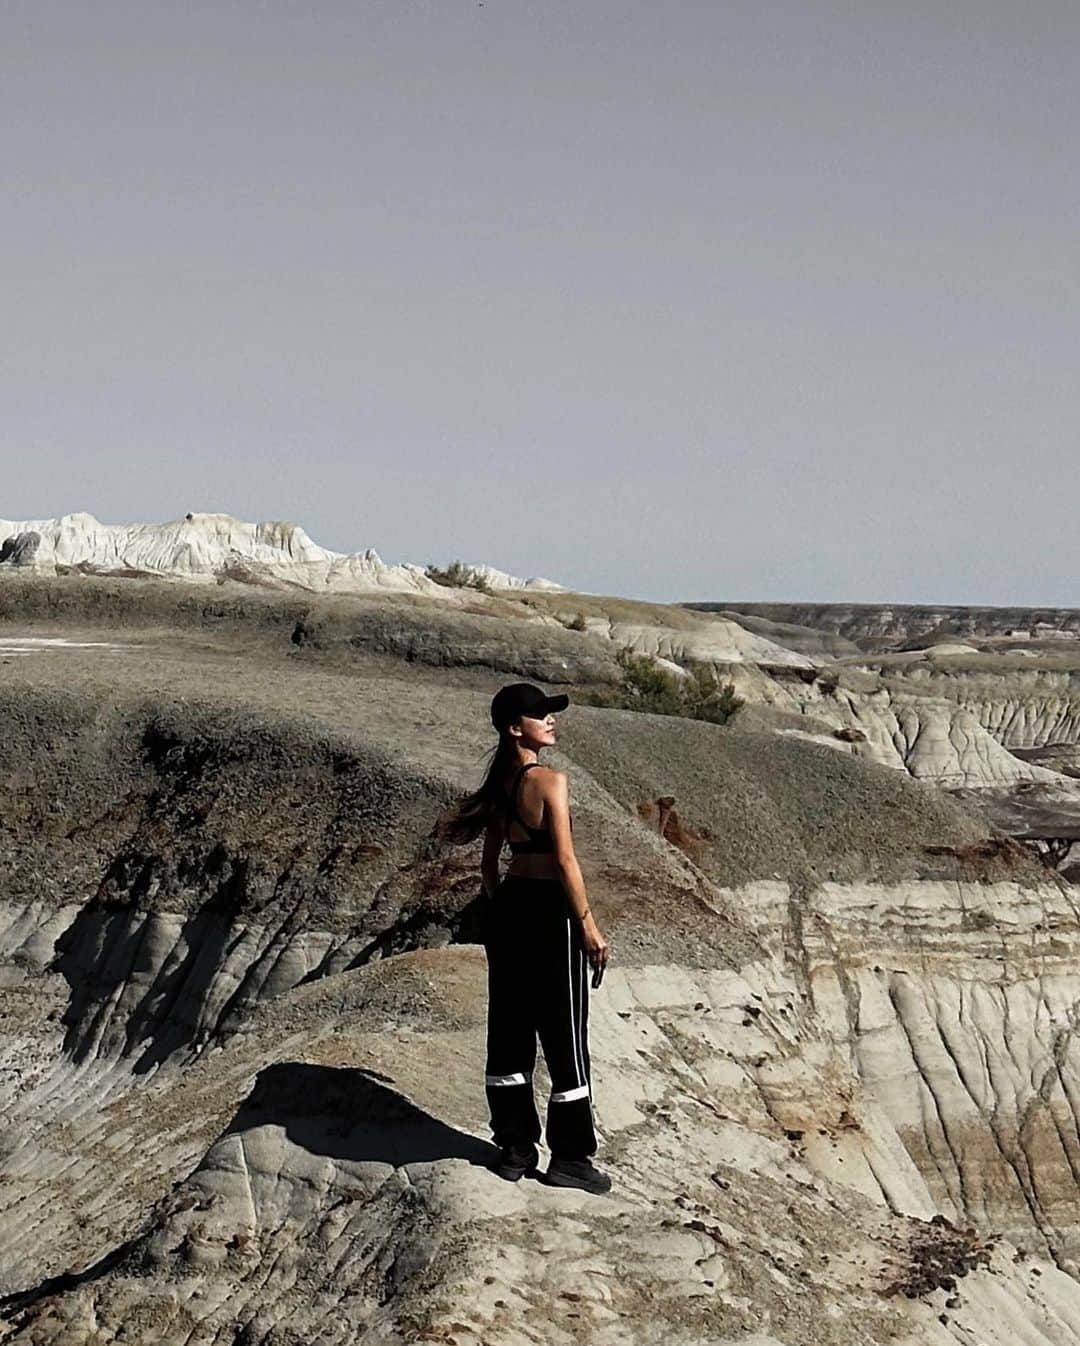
[491, 682, 570, 731]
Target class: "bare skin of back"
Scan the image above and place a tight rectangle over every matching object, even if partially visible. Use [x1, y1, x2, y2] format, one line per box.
[481, 761, 609, 974]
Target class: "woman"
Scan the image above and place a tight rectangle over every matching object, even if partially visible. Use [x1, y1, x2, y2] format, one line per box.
[440, 681, 612, 1194]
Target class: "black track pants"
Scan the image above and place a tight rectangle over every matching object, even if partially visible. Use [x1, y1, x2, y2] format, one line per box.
[483, 874, 597, 1160]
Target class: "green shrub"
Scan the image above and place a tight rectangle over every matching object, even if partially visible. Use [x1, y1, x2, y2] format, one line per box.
[682, 661, 746, 724]
[580, 647, 743, 724]
[564, 612, 588, 631]
[425, 560, 492, 594]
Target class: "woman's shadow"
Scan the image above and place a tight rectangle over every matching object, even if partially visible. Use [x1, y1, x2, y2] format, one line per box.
[220, 1061, 501, 1169]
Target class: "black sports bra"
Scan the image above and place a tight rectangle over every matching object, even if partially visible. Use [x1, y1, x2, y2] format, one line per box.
[503, 763, 573, 854]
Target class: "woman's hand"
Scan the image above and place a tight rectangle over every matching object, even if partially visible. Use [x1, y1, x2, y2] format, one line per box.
[580, 914, 609, 973]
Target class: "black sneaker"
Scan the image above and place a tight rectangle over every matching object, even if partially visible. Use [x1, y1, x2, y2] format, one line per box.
[492, 1143, 540, 1181]
[542, 1156, 612, 1194]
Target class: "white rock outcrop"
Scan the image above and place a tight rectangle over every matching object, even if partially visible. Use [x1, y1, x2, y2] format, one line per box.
[601, 619, 815, 669]
[878, 666, 1080, 753]
[0, 512, 564, 596]
[726, 665, 1067, 788]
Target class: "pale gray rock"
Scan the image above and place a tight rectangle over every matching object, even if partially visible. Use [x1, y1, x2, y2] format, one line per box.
[0, 513, 562, 597]
[721, 661, 1066, 788]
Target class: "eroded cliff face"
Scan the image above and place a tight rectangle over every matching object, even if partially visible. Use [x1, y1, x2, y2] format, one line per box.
[688, 608, 1080, 819]
[701, 604, 1080, 650]
[0, 511, 564, 596]
[3, 679, 1080, 1344]
[720, 661, 1070, 790]
[741, 879, 1080, 1258]
[873, 665, 1080, 752]
[7, 878, 1080, 1344]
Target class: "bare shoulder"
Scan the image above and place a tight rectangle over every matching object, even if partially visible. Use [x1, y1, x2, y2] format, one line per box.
[535, 767, 569, 797]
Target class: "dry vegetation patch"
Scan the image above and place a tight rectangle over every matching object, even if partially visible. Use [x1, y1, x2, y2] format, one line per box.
[882, 1214, 996, 1301]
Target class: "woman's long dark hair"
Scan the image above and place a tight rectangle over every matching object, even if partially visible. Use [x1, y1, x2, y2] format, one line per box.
[438, 728, 519, 845]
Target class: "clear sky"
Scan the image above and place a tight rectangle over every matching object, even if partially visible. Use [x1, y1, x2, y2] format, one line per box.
[4, 1, 1078, 605]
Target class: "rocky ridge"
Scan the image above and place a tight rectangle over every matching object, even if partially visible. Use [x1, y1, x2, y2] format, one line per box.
[691, 603, 1080, 651]
[0, 512, 563, 596]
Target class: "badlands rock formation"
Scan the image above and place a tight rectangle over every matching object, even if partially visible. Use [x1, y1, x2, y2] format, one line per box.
[0, 514, 826, 679]
[4, 645, 1080, 1345]
[694, 603, 1080, 651]
[576, 616, 814, 670]
[681, 608, 862, 661]
[0, 535, 1074, 795]
[637, 604, 1080, 794]
[870, 662, 1080, 753]
[718, 661, 1066, 791]
[4, 536, 1080, 1342]
[0, 513, 563, 596]
[692, 599, 1080, 912]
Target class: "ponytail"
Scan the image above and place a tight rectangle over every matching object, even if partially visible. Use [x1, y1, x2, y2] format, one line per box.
[437, 729, 517, 845]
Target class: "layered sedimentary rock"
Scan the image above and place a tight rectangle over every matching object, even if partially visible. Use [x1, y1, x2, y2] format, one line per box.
[3, 670, 1080, 1342]
[872, 665, 1080, 753]
[580, 617, 815, 669]
[721, 663, 1066, 790]
[694, 603, 1080, 649]
[682, 608, 863, 660]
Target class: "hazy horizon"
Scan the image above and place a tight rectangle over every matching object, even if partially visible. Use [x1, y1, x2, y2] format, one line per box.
[5, 2, 1078, 607]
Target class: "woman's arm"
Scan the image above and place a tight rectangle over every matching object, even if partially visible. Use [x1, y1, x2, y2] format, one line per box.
[546, 772, 591, 922]
[547, 773, 608, 971]
[480, 817, 504, 898]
